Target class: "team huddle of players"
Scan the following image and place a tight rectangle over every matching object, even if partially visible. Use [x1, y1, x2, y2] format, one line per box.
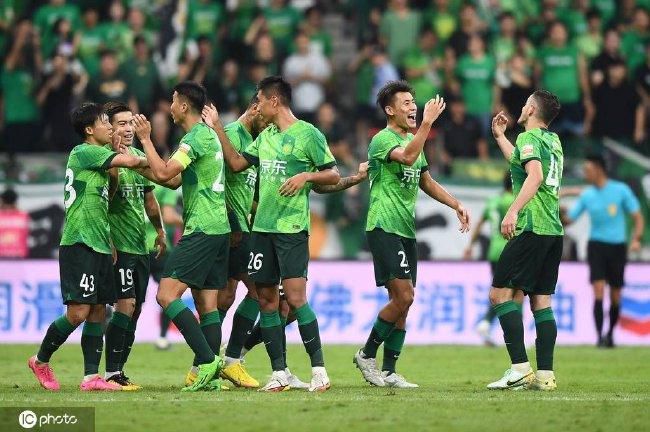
[27, 74, 573, 393]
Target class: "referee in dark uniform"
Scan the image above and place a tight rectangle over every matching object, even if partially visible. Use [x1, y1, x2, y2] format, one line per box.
[565, 155, 645, 347]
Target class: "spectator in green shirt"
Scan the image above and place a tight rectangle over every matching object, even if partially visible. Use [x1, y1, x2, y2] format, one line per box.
[536, 21, 593, 137]
[424, 0, 458, 41]
[559, 0, 590, 39]
[380, 0, 422, 64]
[1, 20, 41, 154]
[121, 35, 162, 117]
[33, 0, 81, 57]
[85, 49, 133, 107]
[77, 7, 103, 78]
[452, 34, 497, 137]
[576, 9, 604, 62]
[621, 7, 650, 76]
[185, 0, 224, 42]
[402, 28, 443, 111]
[262, 0, 302, 57]
[300, 6, 332, 58]
[98, 0, 133, 63]
[128, 7, 156, 49]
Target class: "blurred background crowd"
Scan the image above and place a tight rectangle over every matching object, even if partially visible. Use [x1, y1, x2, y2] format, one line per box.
[0, 0, 648, 259]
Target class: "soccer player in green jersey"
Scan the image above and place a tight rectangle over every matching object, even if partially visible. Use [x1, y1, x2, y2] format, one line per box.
[28, 102, 149, 392]
[487, 90, 563, 391]
[353, 81, 470, 388]
[209, 76, 348, 392]
[202, 96, 266, 388]
[102, 101, 181, 390]
[133, 81, 228, 392]
[463, 173, 523, 346]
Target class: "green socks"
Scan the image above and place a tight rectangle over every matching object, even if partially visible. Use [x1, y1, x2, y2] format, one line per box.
[218, 308, 228, 323]
[120, 319, 137, 370]
[363, 317, 395, 358]
[295, 303, 324, 367]
[81, 322, 104, 376]
[382, 329, 406, 374]
[260, 311, 286, 371]
[243, 322, 262, 352]
[105, 311, 130, 373]
[160, 313, 171, 338]
[534, 308, 557, 371]
[495, 301, 528, 364]
[37, 316, 78, 363]
[225, 297, 259, 358]
[164, 299, 214, 365]
[193, 310, 222, 367]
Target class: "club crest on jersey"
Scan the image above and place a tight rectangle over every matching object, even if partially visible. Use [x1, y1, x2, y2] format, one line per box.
[521, 144, 534, 157]
[281, 136, 295, 155]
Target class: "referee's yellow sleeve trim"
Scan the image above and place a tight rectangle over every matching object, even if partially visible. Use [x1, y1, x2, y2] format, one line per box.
[171, 150, 191, 169]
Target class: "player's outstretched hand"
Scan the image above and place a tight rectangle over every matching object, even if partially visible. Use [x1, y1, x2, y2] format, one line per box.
[456, 204, 470, 233]
[133, 114, 152, 141]
[112, 134, 127, 154]
[154, 232, 167, 258]
[501, 211, 517, 240]
[422, 95, 446, 125]
[202, 104, 219, 129]
[279, 173, 308, 197]
[356, 161, 369, 181]
[491, 111, 508, 139]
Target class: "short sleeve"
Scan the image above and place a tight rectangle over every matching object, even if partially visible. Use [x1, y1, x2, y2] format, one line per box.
[78, 145, 117, 170]
[243, 136, 260, 167]
[515, 134, 541, 166]
[417, 151, 428, 173]
[369, 133, 399, 163]
[306, 128, 336, 170]
[622, 185, 640, 213]
[568, 192, 587, 221]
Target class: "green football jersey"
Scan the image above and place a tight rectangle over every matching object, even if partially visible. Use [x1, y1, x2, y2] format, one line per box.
[145, 185, 179, 253]
[538, 44, 581, 104]
[365, 128, 428, 239]
[225, 120, 257, 232]
[510, 128, 564, 236]
[174, 122, 230, 236]
[108, 146, 154, 255]
[60, 143, 118, 254]
[483, 191, 515, 262]
[243, 120, 336, 233]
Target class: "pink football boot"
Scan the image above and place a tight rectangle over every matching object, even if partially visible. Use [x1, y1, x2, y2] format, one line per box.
[28, 356, 60, 391]
[79, 375, 122, 391]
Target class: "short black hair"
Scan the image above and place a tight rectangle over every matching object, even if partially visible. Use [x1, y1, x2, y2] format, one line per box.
[257, 75, 292, 106]
[586, 8, 601, 21]
[532, 89, 561, 125]
[103, 101, 131, 123]
[585, 153, 607, 172]
[100, 49, 117, 59]
[71, 102, 105, 138]
[498, 11, 515, 22]
[376, 80, 415, 114]
[173, 81, 207, 113]
[1, 188, 18, 205]
[502, 172, 513, 191]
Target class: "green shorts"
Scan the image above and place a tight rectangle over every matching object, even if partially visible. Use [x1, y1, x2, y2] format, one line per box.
[59, 243, 115, 305]
[492, 231, 563, 295]
[114, 251, 150, 304]
[229, 232, 251, 280]
[162, 231, 229, 289]
[149, 251, 168, 284]
[367, 228, 417, 287]
[248, 231, 309, 285]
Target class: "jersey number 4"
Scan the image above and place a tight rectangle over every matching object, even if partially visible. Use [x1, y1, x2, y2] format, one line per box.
[545, 154, 561, 193]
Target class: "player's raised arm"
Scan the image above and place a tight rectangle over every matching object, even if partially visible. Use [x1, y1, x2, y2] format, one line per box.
[491, 111, 515, 161]
[312, 162, 369, 194]
[388, 96, 445, 166]
[501, 160, 543, 239]
[202, 104, 251, 173]
[419, 171, 470, 233]
[133, 114, 184, 182]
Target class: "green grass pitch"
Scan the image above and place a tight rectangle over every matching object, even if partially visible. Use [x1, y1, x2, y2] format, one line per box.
[1, 344, 648, 432]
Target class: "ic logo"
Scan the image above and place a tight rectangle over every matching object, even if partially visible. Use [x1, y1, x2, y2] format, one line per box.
[18, 410, 37, 429]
